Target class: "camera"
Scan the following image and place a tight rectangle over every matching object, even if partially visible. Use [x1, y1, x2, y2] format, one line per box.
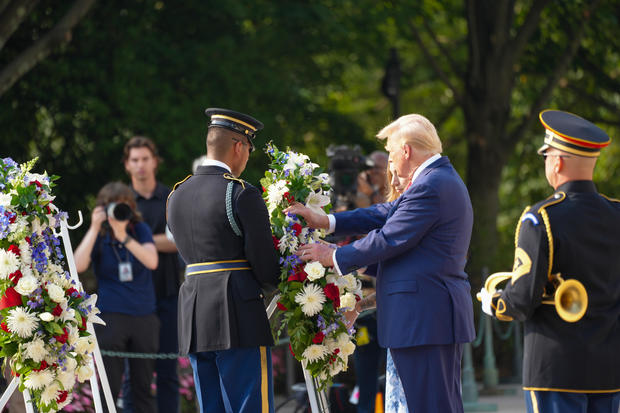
[326, 144, 375, 210]
[106, 202, 133, 221]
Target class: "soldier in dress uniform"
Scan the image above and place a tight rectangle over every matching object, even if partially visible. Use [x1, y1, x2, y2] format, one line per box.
[166, 108, 280, 413]
[479, 110, 620, 413]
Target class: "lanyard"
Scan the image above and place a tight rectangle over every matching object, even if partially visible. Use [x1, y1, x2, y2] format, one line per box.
[110, 238, 130, 262]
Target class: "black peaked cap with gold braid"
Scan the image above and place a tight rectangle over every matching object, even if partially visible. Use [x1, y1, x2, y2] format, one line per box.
[538, 110, 611, 157]
[205, 108, 264, 140]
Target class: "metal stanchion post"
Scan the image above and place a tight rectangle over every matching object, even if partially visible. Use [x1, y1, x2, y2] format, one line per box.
[482, 313, 499, 390]
[512, 321, 523, 383]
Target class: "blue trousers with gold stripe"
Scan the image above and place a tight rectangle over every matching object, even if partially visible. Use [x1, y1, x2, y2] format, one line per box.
[189, 346, 274, 413]
[525, 390, 620, 413]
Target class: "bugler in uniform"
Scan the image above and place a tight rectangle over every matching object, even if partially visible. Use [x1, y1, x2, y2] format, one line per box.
[479, 110, 620, 413]
[166, 108, 279, 413]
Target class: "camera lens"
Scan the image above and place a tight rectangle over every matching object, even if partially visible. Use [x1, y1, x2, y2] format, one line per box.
[106, 202, 132, 221]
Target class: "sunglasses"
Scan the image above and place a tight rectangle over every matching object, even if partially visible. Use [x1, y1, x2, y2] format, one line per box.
[232, 136, 255, 153]
[542, 153, 571, 161]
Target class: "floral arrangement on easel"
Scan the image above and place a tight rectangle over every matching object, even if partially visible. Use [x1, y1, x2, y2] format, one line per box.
[261, 143, 362, 390]
[0, 157, 102, 412]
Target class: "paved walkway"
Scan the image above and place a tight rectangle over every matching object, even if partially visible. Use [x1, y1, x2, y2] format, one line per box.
[275, 383, 527, 412]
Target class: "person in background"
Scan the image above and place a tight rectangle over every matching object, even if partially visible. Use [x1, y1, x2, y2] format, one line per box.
[122, 136, 181, 413]
[479, 110, 620, 413]
[74, 182, 159, 412]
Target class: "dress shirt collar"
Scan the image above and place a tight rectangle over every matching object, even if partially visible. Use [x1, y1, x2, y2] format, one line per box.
[202, 159, 232, 173]
[410, 153, 442, 185]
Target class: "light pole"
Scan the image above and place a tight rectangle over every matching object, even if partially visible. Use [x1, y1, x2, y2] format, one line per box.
[381, 47, 401, 120]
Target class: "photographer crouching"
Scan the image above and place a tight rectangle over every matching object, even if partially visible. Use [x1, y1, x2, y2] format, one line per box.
[74, 181, 160, 412]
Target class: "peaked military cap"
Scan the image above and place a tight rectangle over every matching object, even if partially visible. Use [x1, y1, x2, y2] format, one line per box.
[538, 109, 611, 157]
[205, 108, 264, 140]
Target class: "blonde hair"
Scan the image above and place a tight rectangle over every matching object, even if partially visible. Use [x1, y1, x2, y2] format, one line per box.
[385, 166, 400, 202]
[377, 114, 442, 154]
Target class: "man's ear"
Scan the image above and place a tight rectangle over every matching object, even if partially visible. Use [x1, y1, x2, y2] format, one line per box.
[403, 144, 411, 160]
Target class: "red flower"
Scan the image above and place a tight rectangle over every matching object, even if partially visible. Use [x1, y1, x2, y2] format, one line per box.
[1, 322, 9, 333]
[291, 223, 303, 236]
[272, 236, 280, 250]
[52, 304, 63, 317]
[324, 283, 340, 309]
[25, 237, 31, 244]
[66, 287, 79, 298]
[54, 327, 69, 344]
[34, 360, 48, 371]
[45, 205, 51, 214]
[355, 294, 361, 302]
[7, 245, 20, 256]
[79, 314, 87, 331]
[287, 267, 308, 283]
[32, 180, 42, 188]
[57, 391, 68, 404]
[312, 331, 325, 344]
[288, 343, 295, 357]
[9, 270, 22, 285]
[276, 302, 287, 311]
[333, 348, 340, 355]
[0, 287, 23, 310]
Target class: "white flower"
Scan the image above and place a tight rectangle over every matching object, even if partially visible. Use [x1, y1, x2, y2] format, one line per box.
[46, 283, 65, 303]
[15, 275, 39, 296]
[302, 344, 328, 363]
[74, 336, 95, 355]
[40, 382, 60, 405]
[336, 332, 352, 349]
[339, 293, 357, 311]
[6, 307, 38, 338]
[318, 173, 330, 185]
[18, 240, 32, 265]
[284, 152, 309, 171]
[24, 337, 48, 363]
[77, 365, 93, 382]
[38, 312, 54, 322]
[294, 284, 326, 316]
[0, 193, 12, 206]
[59, 301, 76, 323]
[65, 357, 77, 372]
[300, 162, 319, 175]
[328, 362, 343, 376]
[278, 230, 298, 255]
[24, 369, 55, 390]
[304, 261, 326, 282]
[57, 369, 76, 391]
[305, 191, 330, 215]
[266, 180, 289, 214]
[0, 248, 20, 279]
[340, 340, 356, 358]
[324, 337, 339, 353]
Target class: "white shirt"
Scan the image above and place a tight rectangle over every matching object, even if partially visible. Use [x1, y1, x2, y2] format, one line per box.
[202, 159, 232, 173]
[329, 153, 442, 275]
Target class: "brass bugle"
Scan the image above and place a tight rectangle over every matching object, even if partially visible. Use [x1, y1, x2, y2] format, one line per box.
[476, 272, 588, 323]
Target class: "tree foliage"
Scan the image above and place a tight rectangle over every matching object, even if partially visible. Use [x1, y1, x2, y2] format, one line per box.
[0, 0, 619, 285]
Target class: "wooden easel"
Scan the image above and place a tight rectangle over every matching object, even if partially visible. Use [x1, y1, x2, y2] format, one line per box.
[0, 213, 117, 413]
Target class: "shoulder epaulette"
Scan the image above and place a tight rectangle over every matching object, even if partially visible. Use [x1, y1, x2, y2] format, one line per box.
[222, 172, 246, 189]
[536, 191, 566, 214]
[166, 174, 192, 220]
[601, 193, 620, 203]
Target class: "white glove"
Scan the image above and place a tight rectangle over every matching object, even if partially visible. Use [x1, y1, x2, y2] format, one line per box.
[479, 288, 493, 316]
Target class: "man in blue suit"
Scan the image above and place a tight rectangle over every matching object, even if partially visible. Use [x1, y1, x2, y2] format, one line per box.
[291, 113, 475, 412]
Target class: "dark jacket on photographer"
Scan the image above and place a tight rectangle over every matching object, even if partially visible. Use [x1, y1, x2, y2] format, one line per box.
[166, 163, 280, 355]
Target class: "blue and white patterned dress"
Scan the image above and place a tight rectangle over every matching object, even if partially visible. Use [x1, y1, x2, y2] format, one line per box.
[385, 350, 409, 413]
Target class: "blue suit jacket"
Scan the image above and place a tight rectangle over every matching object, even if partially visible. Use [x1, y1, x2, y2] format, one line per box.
[335, 156, 475, 348]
